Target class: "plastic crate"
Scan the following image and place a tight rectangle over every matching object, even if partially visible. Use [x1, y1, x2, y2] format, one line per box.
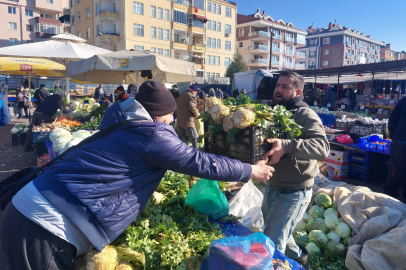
[334, 119, 347, 131]
[360, 135, 391, 155]
[349, 162, 387, 182]
[33, 131, 50, 143]
[205, 125, 287, 164]
[349, 150, 386, 165]
[12, 133, 27, 146]
[347, 122, 386, 139]
[37, 154, 50, 167]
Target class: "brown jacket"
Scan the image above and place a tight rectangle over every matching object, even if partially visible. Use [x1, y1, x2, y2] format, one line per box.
[176, 90, 199, 128]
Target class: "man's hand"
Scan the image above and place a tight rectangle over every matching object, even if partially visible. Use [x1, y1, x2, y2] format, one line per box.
[263, 138, 285, 165]
[251, 160, 275, 184]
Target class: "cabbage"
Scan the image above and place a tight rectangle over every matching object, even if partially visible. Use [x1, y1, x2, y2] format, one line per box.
[335, 222, 351, 238]
[296, 220, 307, 232]
[10, 127, 19, 134]
[302, 212, 309, 222]
[293, 231, 309, 246]
[340, 236, 353, 247]
[325, 214, 339, 230]
[307, 217, 329, 234]
[91, 103, 100, 112]
[59, 139, 82, 154]
[309, 205, 324, 218]
[327, 232, 341, 242]
[315, 193, 333, 208]
[324, 208, 338, 218]
[72, 130, 91, 140]
[53, 136, 73, 153]
[89, 98, 96, 105]
[305, 242, 321, 256]
[308, 230, 328, 246]
[327, 241, 346, 255]
[49, 128, 71, 143]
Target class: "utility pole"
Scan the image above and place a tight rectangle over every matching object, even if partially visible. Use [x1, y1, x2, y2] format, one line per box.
[268, 28, 275, 70]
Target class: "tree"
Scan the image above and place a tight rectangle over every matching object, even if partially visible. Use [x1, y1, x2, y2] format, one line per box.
[225, 53, 247, 78]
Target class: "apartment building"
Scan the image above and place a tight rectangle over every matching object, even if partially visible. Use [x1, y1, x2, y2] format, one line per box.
[0, 0, 68, 47]
[379, 44, 406, 62]
[69, 0, 236, 78]
[236, 8, 307, 71]
[297, 23, 384, 69]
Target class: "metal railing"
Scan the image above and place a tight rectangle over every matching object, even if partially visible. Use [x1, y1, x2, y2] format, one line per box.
[308, 42, 318, 47]
[249, 59, 269, 64]
[272, 47, 280, 52]
[174, 0, 189, 6]
[309, 54, 316, 58]
[355, 44, 361, 48]
[248, 31, 271, 38]
[249, 45, 270, 51]
[273, 35, 282, 40]
[285, 62, 293, 67]
[271, 61, 279, 65]
[296, 63, 306, 68]
[367, 47, 372, 52]
[346, 41, 351, 46]
[285, 50, 294, 55]
[297, 39, 306, 45]
[101, 31, 119, 36]
[285, 37, 295, 42]
[355, 55, 360, 59]
[100, 8, 119, 14]
[346, 53, 351, 58]
[296, 51, 306, 56]
[309, 65, 316, 69]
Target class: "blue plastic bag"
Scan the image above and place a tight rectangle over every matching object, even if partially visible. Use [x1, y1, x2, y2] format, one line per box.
[185, 179, 229, 220]
[201, 232, 275, 270]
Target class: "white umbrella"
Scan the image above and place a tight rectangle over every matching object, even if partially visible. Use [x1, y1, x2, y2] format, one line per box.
[66, 50, 196, 88]
[50, 32, 87, 43]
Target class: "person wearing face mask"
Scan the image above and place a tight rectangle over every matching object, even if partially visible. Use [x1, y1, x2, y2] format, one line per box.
[262, 71, 329, 269]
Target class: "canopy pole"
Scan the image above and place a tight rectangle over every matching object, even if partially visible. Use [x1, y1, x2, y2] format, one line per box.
[112, 84, 115, 102]
[65, 77, 70, 103]
[337, 68, 340, 109]
[136, 71, 140, 94]
[314, 76, 317, 105]
[28, 74, 32, 122]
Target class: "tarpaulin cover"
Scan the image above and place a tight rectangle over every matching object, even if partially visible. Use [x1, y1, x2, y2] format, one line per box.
[234, 69, 273, 100]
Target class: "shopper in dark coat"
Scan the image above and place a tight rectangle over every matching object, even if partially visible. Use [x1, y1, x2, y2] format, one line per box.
[170, 85, 180, 99]
[233, 89, 240, 98]
[323, 86, 336, 110]
[197, 88, 207, 100]
[0, 81, 273, 270]
[0, 92, 11, 128]
[33, 84, 50, 106]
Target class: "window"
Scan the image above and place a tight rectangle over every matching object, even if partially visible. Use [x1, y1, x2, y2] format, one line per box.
[271, 55, 279, 64]
[174, 52, 179, 59]
[207, 37, 211, 48]
[25, 9, 33, 17]
[212, 56, 215, 66]
[133, 2, 143, 15]
[225, 24, 231, 34]
[226, 7, 231, 17]
[71, 16, 74, 25]
[212, 3, 216, 13]
[133, 23, 144, 36]
[164, 29, 169, 40]
[322, 60, 328, 66]
[285, 57, 292, 66]
[224, 57, 230, 67]
[196, 71, 204, 77]
[212, 21, 216, 31]
[323, 49, 329, 55]
[309, 50, 316, 58]
[86, 7, 90, 18]
[217, 39, 221, 49]
[77, 30, 81, 37]
[286, 32, 294, 42]
[9, 38, 17, 46]
[173, 10, 187, 24]
[8, 22, 17, 30]
[95, 4, 100, 15]
[86, 27, 90, 38]
[323, 38, 330, 44]
[212, 38, 216, 48]
[216, 56, 220, 66]
[206, 55, 211, 65]
[158, 28, 163, 39]
[285, 45, 293, 54]
[207, 20, 211, 30]
[8, 7, 16, 14]
[239, 42, 243, 48]
[225, 41, 231, 51]
[158, 7, 163, 19]
[77, 12, 80, 22]
[238, 28, 244, 37]
[217, 4, 221, 14]
[207, 2, 211, 12]
[191, 17, 205, 28]
[45, 14, 53, 19]
[272, 43, 280, 52]
[217, 22, 221, 32]
[46, 0, 53, 3]
[150, 6, 156, 17]
[26, 25, 34, 32]
[151, 26, 156, 38]
[151, 47, 156, 53]
[192, 0, 205, 10]
[164, 9, 169, 20]
[96, 24, 100, 36]
[134, 45, 144, 50]
[158, 48, 163, 55]
[164, 49, 169, 56]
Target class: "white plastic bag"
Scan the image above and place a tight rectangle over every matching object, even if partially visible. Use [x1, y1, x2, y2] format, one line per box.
[229, 181, 264, 232]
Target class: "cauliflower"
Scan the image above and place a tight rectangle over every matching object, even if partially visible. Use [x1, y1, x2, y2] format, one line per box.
[91, 103, 100, 112]
[223, 112, 234, 132]
[205, 97, 222, 112]
[209, 104, 230, 124]
[86, 246, 118, 270]
[232, 108, 255, 129]
[49, 128, 71, 144]
[114, 261, 135, 270]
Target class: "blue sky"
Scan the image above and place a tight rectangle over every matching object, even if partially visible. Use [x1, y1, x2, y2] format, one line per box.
[236, 0, 406, 52]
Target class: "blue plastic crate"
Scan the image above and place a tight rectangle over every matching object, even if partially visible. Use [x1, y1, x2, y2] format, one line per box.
[33, 131, 50, 143]
[360, 135, 391, 155]
[349, 150, 385, 165]
[349, 162, 387, 182]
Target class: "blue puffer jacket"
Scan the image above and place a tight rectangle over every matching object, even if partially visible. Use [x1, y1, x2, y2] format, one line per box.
[0, 93, 11, 126]
[33, 98, 252, 251]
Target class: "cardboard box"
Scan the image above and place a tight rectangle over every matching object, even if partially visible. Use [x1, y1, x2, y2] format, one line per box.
[323, 161, 348, 180]
[324, 149, 349, 165]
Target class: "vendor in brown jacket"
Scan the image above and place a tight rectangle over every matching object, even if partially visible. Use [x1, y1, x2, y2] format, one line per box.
[176, 83, 200, 149]
[262, 71, 329, 269]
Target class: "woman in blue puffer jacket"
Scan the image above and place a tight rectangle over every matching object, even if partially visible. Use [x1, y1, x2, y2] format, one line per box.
[0, 81, 274, 270]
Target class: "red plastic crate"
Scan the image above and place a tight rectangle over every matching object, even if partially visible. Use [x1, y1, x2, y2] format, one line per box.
[37, 154, 50, 167]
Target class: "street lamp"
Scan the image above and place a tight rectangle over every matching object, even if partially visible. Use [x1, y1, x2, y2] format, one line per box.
[269, 28, 275, 70]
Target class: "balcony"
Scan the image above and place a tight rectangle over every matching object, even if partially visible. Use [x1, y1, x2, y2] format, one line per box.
[248, 45, 270, 53]
[296, 51, 305, 58]
[285, 36, 295, 44]
[375, 49, 380, 54]
[296, 63, 306, 69]
[188, 44, 205, 52]
[173, 0, 189, 7]
[271, 61, 279, 66]
[285, 50, 294, 56]
[99, 8, 119, 20]
[285, 62, 293, 67]
[173, 22, 188, 30]
[248, 31, 271, 40]
[367, 47, 372, 52]
[248, 59, 269, 66]
[346, 53, 351, 58]
[296, 39, 306, 48]
[375, 59, 379, 62]
[272, 35, 282, 43]
[355, 55, 360, 59]
[272, 47, 281, 55]
[35, 16, 62, 26]
[309, 65, 316, 69]
[367, 57, 372, 62]
[346, 41, 351, 46]
[309, 54, 316, 58]
[355, 44, 361, 49]
[100, 32, 120, 42]
[173, 41, 189, 50]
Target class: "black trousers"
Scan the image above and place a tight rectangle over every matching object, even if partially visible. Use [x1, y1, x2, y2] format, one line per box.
[385, 141, 406, 199]
[0, 203, 76, 270]
[18, 101, 28, 117]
